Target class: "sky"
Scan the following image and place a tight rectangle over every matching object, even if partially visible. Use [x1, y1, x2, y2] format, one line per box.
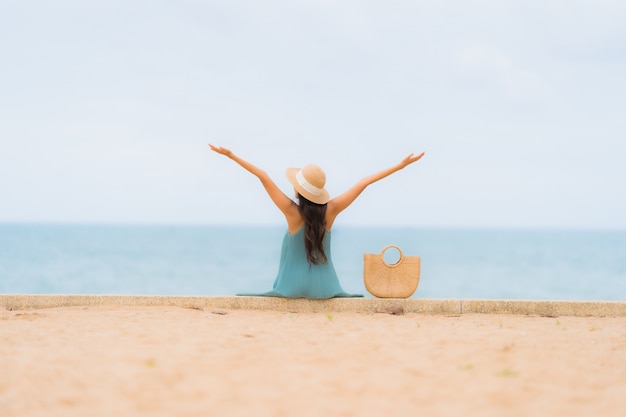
[1, 0, 625, 229]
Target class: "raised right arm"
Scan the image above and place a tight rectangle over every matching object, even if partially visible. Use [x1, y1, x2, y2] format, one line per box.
[326, 152, 425, 228]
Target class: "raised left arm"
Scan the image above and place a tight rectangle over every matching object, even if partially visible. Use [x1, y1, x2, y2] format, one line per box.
[209, 144, 298, 220]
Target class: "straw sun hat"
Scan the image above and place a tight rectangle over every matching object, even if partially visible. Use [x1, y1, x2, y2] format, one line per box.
[286, 165, 330, 205]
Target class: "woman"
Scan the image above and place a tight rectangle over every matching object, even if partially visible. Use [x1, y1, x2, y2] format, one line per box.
[209, 144, 425, 299]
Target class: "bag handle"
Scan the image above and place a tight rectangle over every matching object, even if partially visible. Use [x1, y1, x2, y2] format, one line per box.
[379, 245, 404, 267]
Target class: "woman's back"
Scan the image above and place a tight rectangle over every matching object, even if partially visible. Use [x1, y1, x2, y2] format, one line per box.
[237, 226, 362, 299]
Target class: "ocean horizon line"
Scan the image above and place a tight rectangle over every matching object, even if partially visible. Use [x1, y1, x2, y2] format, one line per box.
[1, 221, 625, 233]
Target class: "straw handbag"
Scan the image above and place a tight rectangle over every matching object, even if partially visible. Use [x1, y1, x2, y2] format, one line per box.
[363, 245, 420, 298]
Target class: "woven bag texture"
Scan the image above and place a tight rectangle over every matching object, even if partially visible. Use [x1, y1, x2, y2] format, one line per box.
[363, 245, 420, 298]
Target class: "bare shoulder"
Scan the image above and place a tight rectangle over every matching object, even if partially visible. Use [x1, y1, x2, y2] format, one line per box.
[325, 202, 340, 230]
[286, 206, 304, 233]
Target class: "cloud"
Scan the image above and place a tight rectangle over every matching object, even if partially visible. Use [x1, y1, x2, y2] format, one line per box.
[1, 1, 625, 227]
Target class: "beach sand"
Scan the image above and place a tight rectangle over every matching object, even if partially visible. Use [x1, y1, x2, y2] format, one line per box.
[1, 305, 625, 417]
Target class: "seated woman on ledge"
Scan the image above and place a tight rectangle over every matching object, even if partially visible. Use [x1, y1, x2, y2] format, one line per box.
[209, 144, 425, 299]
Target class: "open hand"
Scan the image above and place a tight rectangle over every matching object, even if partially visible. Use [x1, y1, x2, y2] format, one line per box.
[209, 144, 233, 157]
[400, 152, 425, 168]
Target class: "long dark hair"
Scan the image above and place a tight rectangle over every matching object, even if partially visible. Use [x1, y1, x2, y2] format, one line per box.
[297, 194, 328, 265]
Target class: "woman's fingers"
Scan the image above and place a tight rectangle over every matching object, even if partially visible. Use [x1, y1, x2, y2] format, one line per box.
[208, 144, 232, 156]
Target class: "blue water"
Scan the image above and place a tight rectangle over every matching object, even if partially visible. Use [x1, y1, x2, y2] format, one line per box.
[1, 224, 625, 301]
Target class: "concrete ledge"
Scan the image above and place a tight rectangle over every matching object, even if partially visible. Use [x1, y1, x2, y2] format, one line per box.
[1, 295, 625, 317]
[460, 299, 626, 317]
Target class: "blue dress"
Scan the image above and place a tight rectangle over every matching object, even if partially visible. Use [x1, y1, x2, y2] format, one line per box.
[238, 227, 362, 299]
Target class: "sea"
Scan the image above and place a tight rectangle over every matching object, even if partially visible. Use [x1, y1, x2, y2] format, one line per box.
[1, 224, 625, 301]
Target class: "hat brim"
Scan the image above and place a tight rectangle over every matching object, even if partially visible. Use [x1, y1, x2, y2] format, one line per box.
[286, 167, 330, 205]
